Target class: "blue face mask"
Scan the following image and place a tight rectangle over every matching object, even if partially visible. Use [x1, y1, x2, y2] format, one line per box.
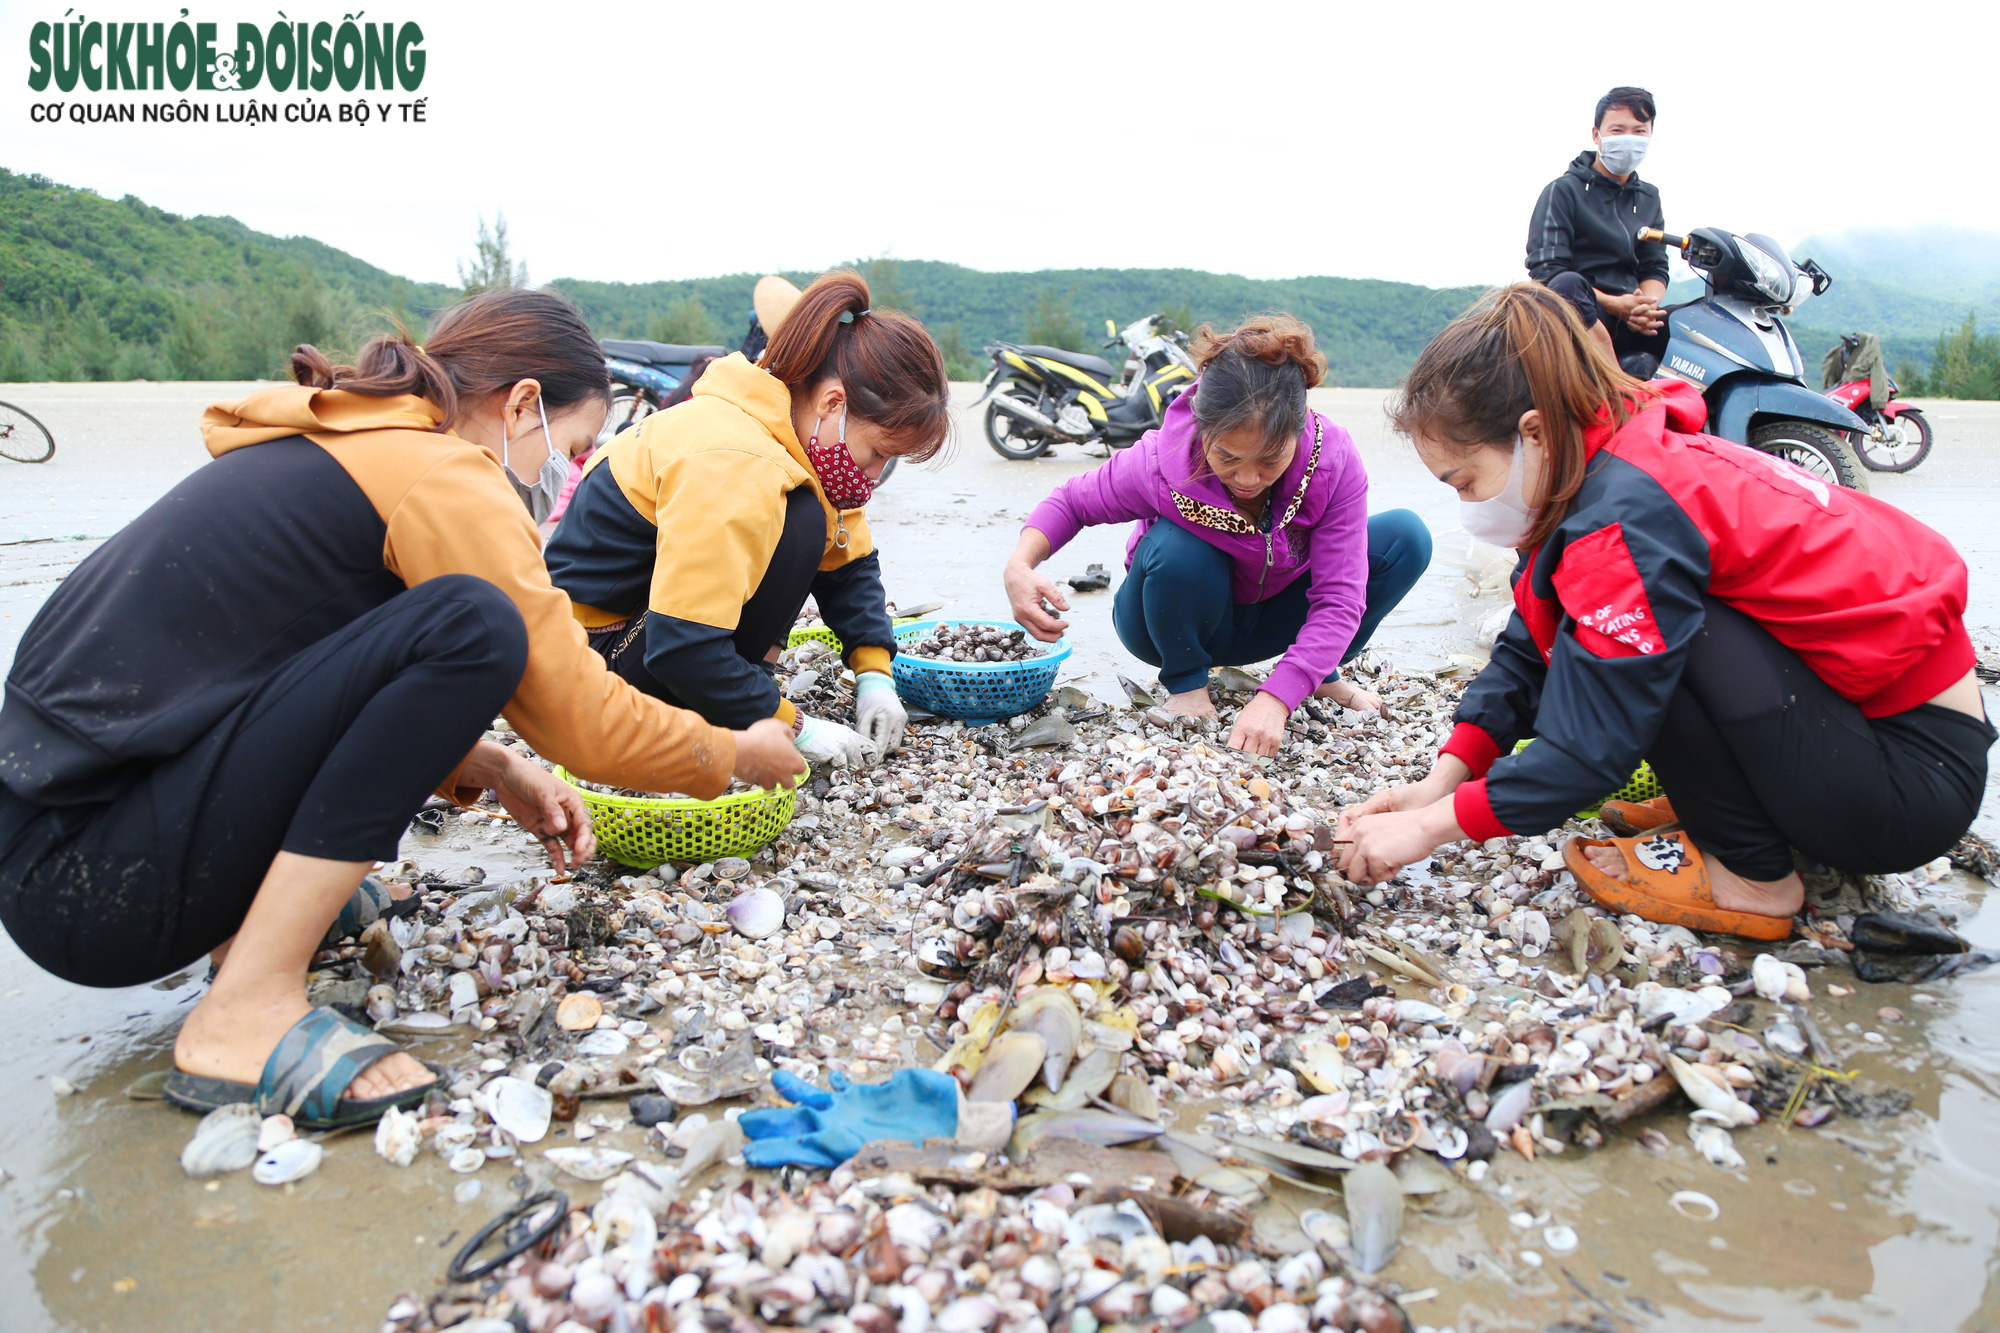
[503, 398, 567, 523]
[1597, 134, 1650, 175]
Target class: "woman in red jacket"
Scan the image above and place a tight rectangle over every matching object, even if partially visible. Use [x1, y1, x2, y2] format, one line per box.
[1339, 284, 1991, 939]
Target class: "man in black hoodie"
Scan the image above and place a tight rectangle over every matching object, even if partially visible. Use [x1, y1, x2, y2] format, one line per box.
[1526, 86, 1669, 372]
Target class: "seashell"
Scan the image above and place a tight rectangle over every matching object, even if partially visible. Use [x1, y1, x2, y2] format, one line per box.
[713, 857, 753, 880]
[1688, 1122, 1746, 1170]
[1543, 1224, 1578, 1254]
[1344, 1161, 1404, 1275]
[968, 1031, 1047, 1102]
[816, 1208, 865, 1256]
[1484, 1078, 1533, 1133]
[727, 887, 785, 940]
[1299, 1208, 1350, 1249]
[373, 1011, 459, 1037]
[1395, 1000, 1448, 1027]
[181, 1104, 262, 1177]
[1752, 952, 1790, 1001]
[556, 993, 603, 1031]
[1433, 1048, 1482, 1095]
[257, 1115, 296, 1152]
[448, 1146, 485, 1173]
[884, 1201, 949, 1255]
[1105, 1071, 1159, 1121]
[1670, 1190, 1720, 1221]
[1431, 1124, 1469, 1159]
[543, 1146, 634, 1181]
[791, 1251, 854, 1304]
[570, 1270, 622, 1323]
[1666, 1054, 1758, 1127]
[1294, 1038, 1344, 1094]
[365, 984, 398, 1025]
[251, 1137, 324, 1185]
[485, 1076, 554, 1143]
[574, 1030, 630, 1057]
[374, 1104, 421, 1167]
[1006, 988, 1082, 1093]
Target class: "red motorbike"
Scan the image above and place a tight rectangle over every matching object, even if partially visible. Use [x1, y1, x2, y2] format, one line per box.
[1826, 376, 1931, 473]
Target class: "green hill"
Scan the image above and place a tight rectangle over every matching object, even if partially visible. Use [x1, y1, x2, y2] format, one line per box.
[7, 165, 1999, 393]
[0, 168, 456, 381]
[0, 168, 1480, 387]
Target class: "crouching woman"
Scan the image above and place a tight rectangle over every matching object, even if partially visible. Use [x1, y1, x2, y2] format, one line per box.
[1003, 314, 1432, 755]
[0, 289, 803, 1130]
[1340, 284, 1991, 939]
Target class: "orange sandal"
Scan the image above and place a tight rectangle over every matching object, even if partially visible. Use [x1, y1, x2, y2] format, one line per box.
[1598, 796, 1677, 836]
[1563, 828, 1794, 941]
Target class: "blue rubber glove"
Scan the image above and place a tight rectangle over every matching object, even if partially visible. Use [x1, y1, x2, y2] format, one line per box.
[739, 1068, 963, 1169]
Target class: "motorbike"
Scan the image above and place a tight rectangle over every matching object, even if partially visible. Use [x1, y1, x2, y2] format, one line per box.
[972, 314, 1198, 460]
[1826, 373, 1931, 473]
[1634, 225, 1873, 491]
[595, 333, 899, 486]
[598, 338, 729, 442]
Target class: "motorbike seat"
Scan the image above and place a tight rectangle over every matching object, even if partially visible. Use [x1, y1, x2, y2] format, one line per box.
[1016, 345, 1117, 380]
[600, 339, 730, 367]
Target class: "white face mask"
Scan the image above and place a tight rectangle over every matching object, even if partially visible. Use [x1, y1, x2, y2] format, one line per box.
[1459, 437, 1540, 548]
[1596, 133, 1649, 175]
[503, 397, 568, 523]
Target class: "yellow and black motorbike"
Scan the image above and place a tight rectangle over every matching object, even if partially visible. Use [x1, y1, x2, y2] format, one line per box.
[971, 314, 1197, 460]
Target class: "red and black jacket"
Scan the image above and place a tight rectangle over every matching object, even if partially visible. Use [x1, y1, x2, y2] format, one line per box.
[1438, 380, 1973, 841]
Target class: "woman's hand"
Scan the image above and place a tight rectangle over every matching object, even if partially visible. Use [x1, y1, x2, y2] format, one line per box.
[734, 718, 810, 790]
[1227, 691, 1291, 757]
[483, 746, 596, 875]
[1003, 528, 1069, 641]
[1337, 805, 1455, 884]
[1336, 755, 1473, 836]
[1005, 561, 1070, 641]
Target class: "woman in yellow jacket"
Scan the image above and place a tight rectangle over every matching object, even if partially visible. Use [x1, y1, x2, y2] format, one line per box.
[545, 271, 951, 766]
[0, 289, 802, 1130]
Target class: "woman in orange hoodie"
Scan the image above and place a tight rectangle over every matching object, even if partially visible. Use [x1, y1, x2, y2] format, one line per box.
[0, 289, 803, 1129]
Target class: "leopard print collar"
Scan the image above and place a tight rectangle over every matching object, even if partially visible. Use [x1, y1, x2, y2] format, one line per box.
[1168, 413, 1323, 536]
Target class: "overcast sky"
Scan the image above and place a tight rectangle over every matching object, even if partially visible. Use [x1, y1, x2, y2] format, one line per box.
[10, 0, 1996, 292]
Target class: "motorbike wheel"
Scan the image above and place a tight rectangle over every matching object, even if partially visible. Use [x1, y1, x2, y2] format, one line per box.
[1855, 409, 1932, 473]
[984, 397, 1051, 461]
[599, 389, 654, 445]
[1748, 420, 1870, 494]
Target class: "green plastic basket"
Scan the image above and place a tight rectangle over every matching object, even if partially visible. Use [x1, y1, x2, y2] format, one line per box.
[785, 614, 922, 656]
[1512, 741, 1661, 818]
[553, 767, 796, 868]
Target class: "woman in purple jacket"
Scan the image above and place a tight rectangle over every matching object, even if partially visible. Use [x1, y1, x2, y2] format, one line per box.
[1004, 315, 1431, 755]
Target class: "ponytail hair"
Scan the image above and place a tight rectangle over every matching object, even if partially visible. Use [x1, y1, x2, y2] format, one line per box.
[1189, 312, 1327, 455]
[1389, 283, 1651, 550]
[290, 287, 611, 431]
[758, 269, 951, 461]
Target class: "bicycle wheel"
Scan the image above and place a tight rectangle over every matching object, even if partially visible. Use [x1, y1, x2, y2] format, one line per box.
[0, 400, 54, 463]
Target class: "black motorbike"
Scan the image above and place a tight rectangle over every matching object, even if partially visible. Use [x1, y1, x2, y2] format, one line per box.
[971, 314, 1197, 460]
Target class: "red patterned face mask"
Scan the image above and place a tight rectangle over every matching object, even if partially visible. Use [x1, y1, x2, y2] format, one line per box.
[806, 411, 876, 513]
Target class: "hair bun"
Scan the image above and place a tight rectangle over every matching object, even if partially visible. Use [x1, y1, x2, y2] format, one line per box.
[1192, 313, 1326, 389]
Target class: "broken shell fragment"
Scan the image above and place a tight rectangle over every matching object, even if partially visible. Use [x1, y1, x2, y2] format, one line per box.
[485, 1076, 554, 1143]
[180, 1104, 261, 1178]
[966, 1032, 1048, 1102]
[1670, 1190, 1720, 1221]
[555, 994, 603, 1031]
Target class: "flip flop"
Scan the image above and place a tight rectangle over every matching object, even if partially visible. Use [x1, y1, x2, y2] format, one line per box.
[1599, 796, 1677, 837]
[1564, 828, 1794, 941]
[318, 874, 418, 951]
[163, 1007, 439, 1130]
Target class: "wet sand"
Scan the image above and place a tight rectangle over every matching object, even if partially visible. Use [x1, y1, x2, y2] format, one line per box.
[2, 382, 1999, 1331]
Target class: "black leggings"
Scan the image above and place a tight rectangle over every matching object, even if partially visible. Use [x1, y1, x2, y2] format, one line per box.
[592, 484, 823, 705]
[0, 575, 527, 988]
[1647, 598, 1994, 880]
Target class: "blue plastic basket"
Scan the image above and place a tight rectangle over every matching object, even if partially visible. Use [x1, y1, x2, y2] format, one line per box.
[892, 619, 1071, 725]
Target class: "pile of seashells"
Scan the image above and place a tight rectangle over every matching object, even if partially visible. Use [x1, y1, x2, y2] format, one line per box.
[905, 623, 1047, 663]
[321, 654, 1943, 1333]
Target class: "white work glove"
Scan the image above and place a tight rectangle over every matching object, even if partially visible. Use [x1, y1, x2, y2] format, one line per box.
[795, 714, 879, 769]
[853, 671, 908, 756]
